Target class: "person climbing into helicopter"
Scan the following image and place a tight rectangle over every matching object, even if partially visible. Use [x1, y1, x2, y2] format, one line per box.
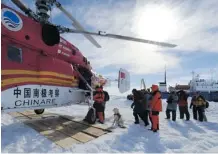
[93, 85, 105, 124]
[149, 84, 162, 132]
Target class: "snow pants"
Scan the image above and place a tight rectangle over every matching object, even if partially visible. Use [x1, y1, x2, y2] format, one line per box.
[151, 111, 159, 131]
[196, 107, 205, 122]
[93, 102, 104, 122]
[143, 110, 152, 125]
[179, 106, 190, 120]
[133, 111, 146, 124]
[192, 105, 197, 120]
[166, 109, 176, 121]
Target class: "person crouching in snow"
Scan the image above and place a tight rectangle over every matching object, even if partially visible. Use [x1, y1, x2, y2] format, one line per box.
[177, 90, 190, 121]
[149, 85, 162, 132]
[131, 89, 147, 125]
[93, 85, 105, 124]
[166, 91, 178, 121]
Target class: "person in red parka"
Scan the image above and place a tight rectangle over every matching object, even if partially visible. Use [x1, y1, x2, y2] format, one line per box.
[149, 84, 162, 132]
[177, 90, 190, 121]
[93, 85, 105, 124]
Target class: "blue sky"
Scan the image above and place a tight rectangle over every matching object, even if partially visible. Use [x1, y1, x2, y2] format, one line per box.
[2, 0, 218, 94]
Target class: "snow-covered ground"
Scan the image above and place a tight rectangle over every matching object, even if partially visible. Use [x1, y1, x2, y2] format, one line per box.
[2, 96, 218, 153]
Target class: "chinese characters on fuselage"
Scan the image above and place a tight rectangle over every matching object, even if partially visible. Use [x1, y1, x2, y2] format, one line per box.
[13, 87, 60, 107]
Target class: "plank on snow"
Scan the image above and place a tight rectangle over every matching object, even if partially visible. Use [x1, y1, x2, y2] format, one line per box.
[35, 117, 96, 143]
[24, 120, 80, 148]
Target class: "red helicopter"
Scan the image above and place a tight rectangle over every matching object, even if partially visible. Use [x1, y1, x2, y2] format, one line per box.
[1, 0, 177, 124]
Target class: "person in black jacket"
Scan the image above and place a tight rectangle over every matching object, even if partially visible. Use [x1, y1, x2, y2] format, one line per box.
[190, 92, 198, 120]
[131, 89, 147, 125]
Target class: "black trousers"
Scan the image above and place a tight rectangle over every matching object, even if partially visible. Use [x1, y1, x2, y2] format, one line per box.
[192, 105, 197, 120]
[133, 111, 147, 125]
[196, 107, 205, 122]
[166, 109, 176, 121]
[93, 102, 104, 119]
[179, 106, 190, 120]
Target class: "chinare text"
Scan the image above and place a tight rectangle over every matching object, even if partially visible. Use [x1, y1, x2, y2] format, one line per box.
[15, 99, 56, 107]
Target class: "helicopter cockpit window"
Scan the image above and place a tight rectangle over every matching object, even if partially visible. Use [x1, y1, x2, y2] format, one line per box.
[7, 45, 22, 63]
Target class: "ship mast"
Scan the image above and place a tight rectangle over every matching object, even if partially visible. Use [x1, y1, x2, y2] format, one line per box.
[191, 71, 195, 79]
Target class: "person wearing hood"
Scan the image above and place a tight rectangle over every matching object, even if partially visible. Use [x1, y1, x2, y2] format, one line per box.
[190, 92, 198, 120]
[195, 93, 208, 122]
[177, 90, 190, 121]
[131, 89, 147, 125]
[166, 91, 178, 121]
[141, 89, 152, 126]
[149, 85, 162, 132]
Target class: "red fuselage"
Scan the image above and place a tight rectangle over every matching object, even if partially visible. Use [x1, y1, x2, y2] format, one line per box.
[1, 4, 92, 91]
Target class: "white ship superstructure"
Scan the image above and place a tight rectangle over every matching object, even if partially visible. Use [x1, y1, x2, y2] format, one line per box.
[189, 71, 218, 92]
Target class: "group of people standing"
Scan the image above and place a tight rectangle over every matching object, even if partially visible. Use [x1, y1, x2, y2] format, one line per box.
[130, 86, 209, 133]
[166, 90, 209, 122]
[131, 84, 162, 132]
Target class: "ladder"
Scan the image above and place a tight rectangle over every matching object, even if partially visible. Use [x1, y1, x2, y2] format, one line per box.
[73, 66, 94, 106]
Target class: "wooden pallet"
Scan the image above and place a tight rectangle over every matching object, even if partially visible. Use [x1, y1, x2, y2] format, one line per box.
[8, 111, 111, 149]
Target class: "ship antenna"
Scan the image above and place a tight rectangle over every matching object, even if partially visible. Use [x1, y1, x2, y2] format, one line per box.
[210, 69, 213, 81]
[191, 71, 195, 79]
[164, 65, 167, 84]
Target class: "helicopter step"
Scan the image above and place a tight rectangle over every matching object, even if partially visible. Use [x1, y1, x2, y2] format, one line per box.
[8, 110, 112, 149]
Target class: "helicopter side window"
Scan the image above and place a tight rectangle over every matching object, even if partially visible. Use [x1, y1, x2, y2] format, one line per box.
[7, 45, 22, 63]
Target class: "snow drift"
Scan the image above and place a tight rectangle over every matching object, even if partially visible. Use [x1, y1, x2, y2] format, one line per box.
[1, 96, 218, 153]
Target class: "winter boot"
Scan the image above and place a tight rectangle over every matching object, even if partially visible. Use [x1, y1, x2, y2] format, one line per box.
[97, 112, 104, 124]
[134, 121, 139, 124]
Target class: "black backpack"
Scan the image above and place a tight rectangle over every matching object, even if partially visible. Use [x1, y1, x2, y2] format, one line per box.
[206, 101, 209, 108]
[103, 91, 110, 102]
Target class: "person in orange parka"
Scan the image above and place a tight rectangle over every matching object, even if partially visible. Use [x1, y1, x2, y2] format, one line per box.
[93, 85, 105, 124]
[149, 84, 162, 132]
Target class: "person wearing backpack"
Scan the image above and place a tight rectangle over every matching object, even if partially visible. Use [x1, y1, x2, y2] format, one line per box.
[131, 89, 147, 125]
[195, 94, 208, 122]
[102, 89, 110, 119]
[93, 85, 105, 124]
[177, 90, 190, 121]
[190, 92, 198, 120]
[166, 91, 178, 121]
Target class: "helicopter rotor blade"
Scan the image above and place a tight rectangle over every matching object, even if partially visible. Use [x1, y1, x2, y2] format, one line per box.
[54, 1, 101, 48]
[59, 27, 177, 48]
[10, 0, 39, 21]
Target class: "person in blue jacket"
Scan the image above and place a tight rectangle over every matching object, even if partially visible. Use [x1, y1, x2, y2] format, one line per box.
[166, 91, 178, 121]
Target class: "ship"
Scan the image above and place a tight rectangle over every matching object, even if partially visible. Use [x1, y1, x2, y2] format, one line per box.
[188, 71, 218, 101]
[168, 71, 218, 102]
[189, 71, 218, 92]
